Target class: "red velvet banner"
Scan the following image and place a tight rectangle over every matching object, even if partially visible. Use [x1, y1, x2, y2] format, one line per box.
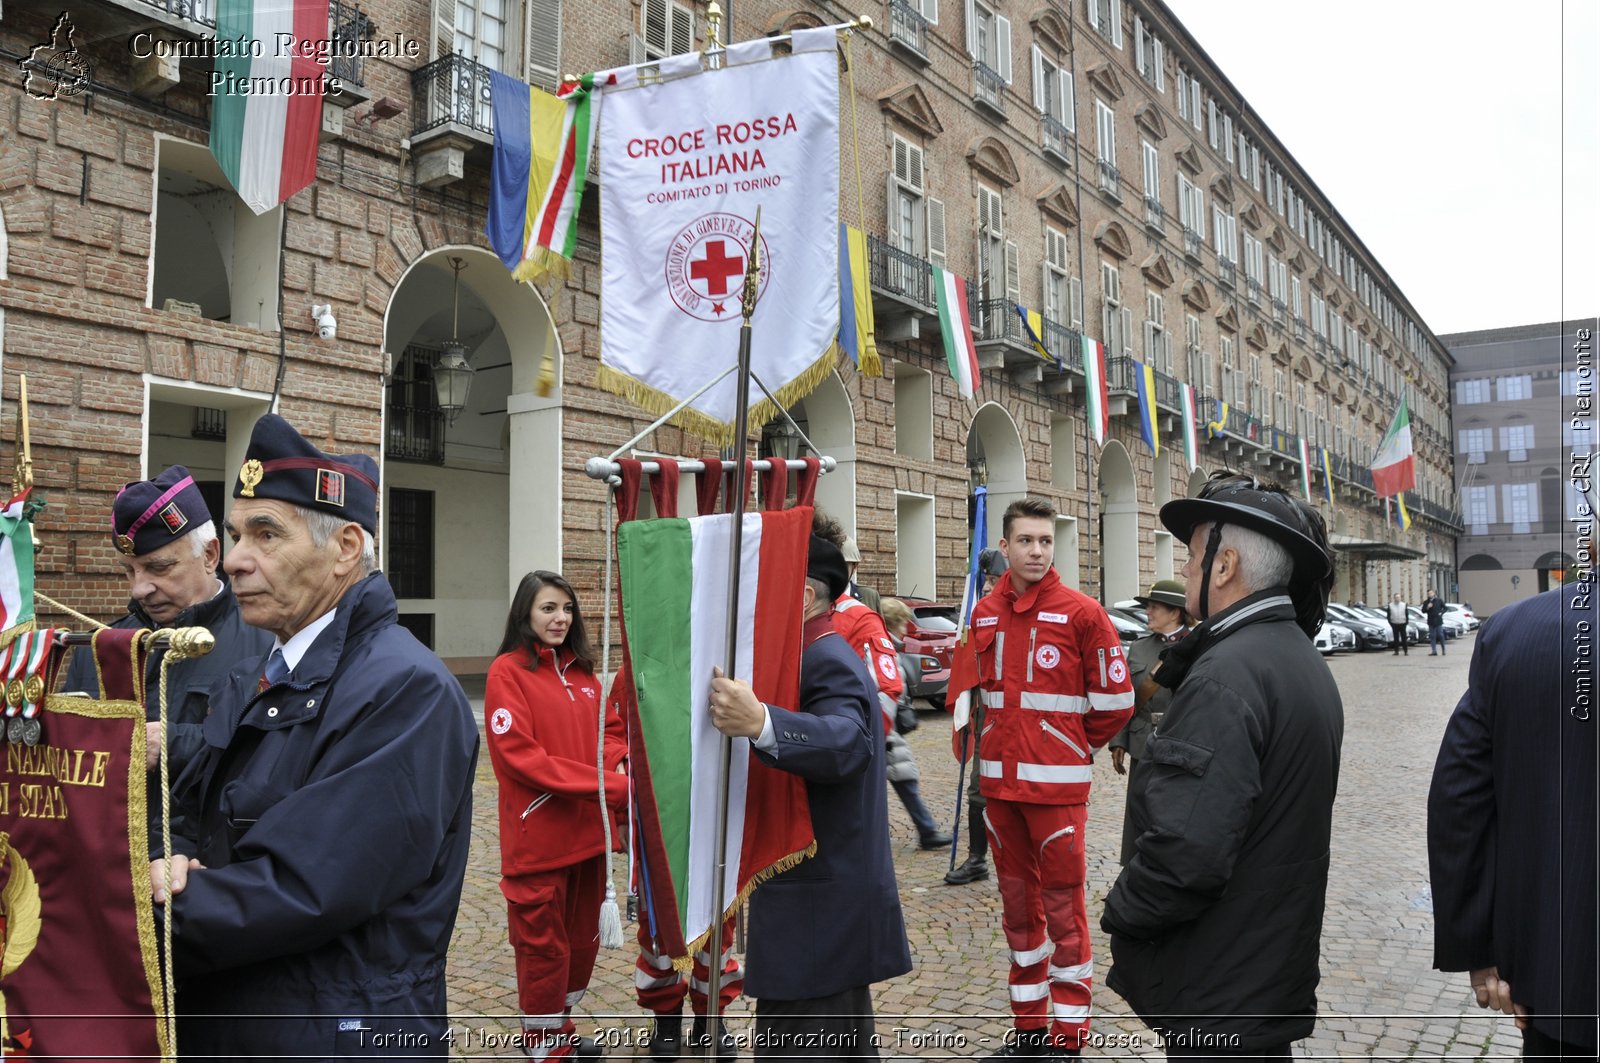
[0, 641, 164, 1057]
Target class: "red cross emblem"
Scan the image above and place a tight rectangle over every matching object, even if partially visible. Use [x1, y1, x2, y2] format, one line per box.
[665, 213, 770, 323]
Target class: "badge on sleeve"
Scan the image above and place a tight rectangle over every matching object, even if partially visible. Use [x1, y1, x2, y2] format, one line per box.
[490, 707, 514, 735]
[1108, 659, 1128, 684]
[877, 654, 899, 680]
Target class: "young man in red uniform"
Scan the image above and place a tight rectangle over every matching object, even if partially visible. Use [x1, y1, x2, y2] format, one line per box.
[956, 497, 1134, 1058]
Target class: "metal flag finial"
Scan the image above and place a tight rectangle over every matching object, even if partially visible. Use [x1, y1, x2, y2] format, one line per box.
[741, 206, 762, 323]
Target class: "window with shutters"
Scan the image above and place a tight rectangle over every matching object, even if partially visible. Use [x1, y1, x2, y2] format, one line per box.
[976, 186, 1015, 317]
[1220, 335, 1239, 408]
[1248, 354, 1262, 416]
[1133, 15, 1163, 91]
[452, 0, 509, 125]
[1095, 100, 1118, 198]
[1503, 482, 1537, 533]
[888, 136, 926, 258]
[1141, 141, 1162, 231]
[1032, 47, 1074, 132]
[1460, 427, 1492, 462]
[1177, 174, 1204, 258]
[1465, 485, 1494, 533]
[639, 0, 695, 61]
[1222, 113, 1234, 162]
[1069, 275, 1084, 328]
[1177, 67, 1202, 130]
[526, 0, 561, 91]
[1101, 262, 1126, 356]
[1243, 233, 1263, 303]
[1044, 227, 1071, 325]
[1564, 416, 1593, 448]
[1274, 369, 1289, 428]
[967, 0, 1011, 84]
[1455, 378, 1489, 404]
[1213, 207, 1237, 284]
[1207, 98, 1220, 152]
[1086, 0, 1122, 47]
[1185, 314, 1201, 383]
[1499, 422, 1534, 461]
[1144, 291, 1169, 373]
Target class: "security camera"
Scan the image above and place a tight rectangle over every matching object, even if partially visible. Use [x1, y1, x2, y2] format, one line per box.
[312, 304, 337, 342]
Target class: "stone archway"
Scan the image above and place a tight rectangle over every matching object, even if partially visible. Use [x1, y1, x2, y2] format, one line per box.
[382, 245, 561, 673]
[967, 402, 1027, 548]
[1099, 441, 1139, 603]
[796, 371, 856, 532]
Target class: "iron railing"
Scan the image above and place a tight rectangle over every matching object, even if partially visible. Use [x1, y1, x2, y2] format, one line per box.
[973, 62, 1007, 116]
[387, 346, 447, 464]
[1217, 257, 1236, 287]
[131, 0, 216, 27]
[867, 235, 935, 310]
[1246, 277, 1263, 305]
[974, 297, 1026, 344]
[1041, 115, 1073, 161]
[328, 0, 373, 87]
[1143, 196, 1165, 232]
[1044, 319, 1083, 372]
[411, 53, 496, 137]
[888, 0, 929, 58]
[1183, 227, 1203, 259]
[1106, 356, 1138, 394]
[1097, 159, 1121, 199]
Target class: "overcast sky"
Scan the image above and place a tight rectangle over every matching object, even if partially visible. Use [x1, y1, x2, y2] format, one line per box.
[1162, 0, 1598, 338]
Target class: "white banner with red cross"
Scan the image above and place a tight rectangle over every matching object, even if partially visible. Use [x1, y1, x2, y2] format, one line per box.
[595, 30, 841, 446]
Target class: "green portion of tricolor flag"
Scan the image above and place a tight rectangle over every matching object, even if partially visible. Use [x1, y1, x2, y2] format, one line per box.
[0, 491, 37, 643]
[211, 0, 330, 215]
[933, 267, 979, 399]
[617, 507, 815, 966]
[1080, 336, 1108, 446]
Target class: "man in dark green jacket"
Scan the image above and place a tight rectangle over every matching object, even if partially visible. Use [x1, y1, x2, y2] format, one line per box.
[1104, 475, 1343, 1061]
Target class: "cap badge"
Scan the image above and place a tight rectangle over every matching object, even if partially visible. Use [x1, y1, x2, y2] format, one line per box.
[159, 502, 188, 535]
[316, 469, 346, 507]
[115, 533, 137, 556]
[239, 458, 264, 498]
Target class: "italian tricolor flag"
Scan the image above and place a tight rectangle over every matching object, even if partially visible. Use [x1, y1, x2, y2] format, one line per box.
[616, 507, 815, 966]
[0, 491, 36, 642]
[933, 266, 979, 399]
[1371, 398, 1416, 498]
[1081, 335, 1109, 446]
[1298, 437, 1314, 502]
[1180, 382, 1200, 471]
[211, 0, 330, 215]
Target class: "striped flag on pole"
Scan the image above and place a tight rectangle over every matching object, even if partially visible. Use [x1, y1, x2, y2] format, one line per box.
[617, 507, 816, 966]
[1372, 399, 1417, 497]
[1135, 361, 1159, 456]
[210, 0, 330, 214]
[1395, 493, 1412, 532]
[1080, 335, 1108, 446]
[1297, 437, 1313, 501]
[1321, 448, 1335, 503]
[1180, 383, 1200, 471]
[934, 267, 980, 399]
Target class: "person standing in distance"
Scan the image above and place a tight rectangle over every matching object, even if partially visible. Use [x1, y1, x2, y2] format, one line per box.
[1387, 593, 1410, 656]
[841, 536, 882, 614]
[1427, 583, 1596, 1061]
[150, 414, 478, 1057]
[1103, 473, 1342, 1061]
[956, 497, 1134, 1058]
[1423, 590, 1449, 655]
[486, 571, 628, 1060]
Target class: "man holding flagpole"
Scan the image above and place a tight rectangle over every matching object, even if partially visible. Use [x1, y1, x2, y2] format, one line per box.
[949, 497, 1134, 1058]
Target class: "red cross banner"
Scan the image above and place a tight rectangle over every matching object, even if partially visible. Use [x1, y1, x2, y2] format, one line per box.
[596, 29, 841, 445]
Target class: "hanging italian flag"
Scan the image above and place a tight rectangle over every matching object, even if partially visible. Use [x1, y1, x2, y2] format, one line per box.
[0, 490, 37, 643]
[1180, 382, 1200, 471]
[933, 267, 980, 399]
[1081, 336, 1109, 446]
[1297, 437, 1314, 502]
[1371, 398, 1416, 497]
[616, 507, 815, 967]
[210, 0, 330, 215]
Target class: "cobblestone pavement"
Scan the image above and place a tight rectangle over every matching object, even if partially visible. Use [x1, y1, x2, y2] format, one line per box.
[442, 633, 1529, 1060]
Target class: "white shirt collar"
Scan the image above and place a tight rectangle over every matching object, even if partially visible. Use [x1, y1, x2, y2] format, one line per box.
[274, 608, 339, 673]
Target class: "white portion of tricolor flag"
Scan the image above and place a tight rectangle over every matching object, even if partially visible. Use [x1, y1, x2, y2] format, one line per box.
[1180, 383, 1200, 472]
[1371, 399, 1416, 497]
[1081, 336, 1108, 447]
[934, 267, 979, 399]
[1298, 437, 1313, 502]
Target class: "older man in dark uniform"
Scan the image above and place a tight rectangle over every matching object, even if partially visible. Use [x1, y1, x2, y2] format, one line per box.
[62, 466, 271, 839]
[709, 533, 911, 1058]
[151, 415, 479, 1059]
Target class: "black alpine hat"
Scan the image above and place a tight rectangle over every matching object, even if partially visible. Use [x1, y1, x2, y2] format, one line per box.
[111, 465, 211, 557]
[233, 414, 379, 534]
[1159, 473, 1334, 636]
[807, 535, 850, 602]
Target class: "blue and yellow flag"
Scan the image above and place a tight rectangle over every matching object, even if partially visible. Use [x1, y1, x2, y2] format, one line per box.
[1135, 362, 1159, 455]
[1207, 399, 1229, 440]
[838, 224, 881, 376]
[1320, 447, 1335, 504]
[1014, 305, 1060, 370]
[1395, 493, 1412, 532]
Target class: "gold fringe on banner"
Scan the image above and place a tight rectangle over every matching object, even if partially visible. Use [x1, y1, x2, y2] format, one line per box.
[511, 249, 574, 287]
[669, 838, 819, 973]
[597, 345, 841, 448]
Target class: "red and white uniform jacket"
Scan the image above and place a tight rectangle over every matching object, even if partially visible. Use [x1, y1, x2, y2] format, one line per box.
[832, 594, 903, 735]
[969, 568, 1135, 805]
[485, 644, 628, 877]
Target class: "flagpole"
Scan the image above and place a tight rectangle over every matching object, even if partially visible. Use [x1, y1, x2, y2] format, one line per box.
[704, 192, 758, 1055]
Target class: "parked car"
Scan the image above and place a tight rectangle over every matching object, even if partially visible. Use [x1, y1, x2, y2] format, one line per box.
[1324, 603, 1392, 651]
[1112, 599, 1149, 625]
[1356, 605, 1424, 645]
[1407, 606, 1459, 640]
[1315, 620, 1357, 655]
[1103, 607, 1152, 642]
[898, 597, 958, 709]
[1444, 604, 1479, 630]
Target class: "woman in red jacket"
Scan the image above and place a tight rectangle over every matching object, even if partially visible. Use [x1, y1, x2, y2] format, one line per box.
[486, 570, 627, 1060]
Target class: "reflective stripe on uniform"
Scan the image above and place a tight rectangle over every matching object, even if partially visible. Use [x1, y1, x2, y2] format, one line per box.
[982, 691, 1091, 713]
[1090, 689, 1135, 711]
[1009, 981, 1050, 1002]
[522, 1013, 567, 1031]
[1011, 941, 1051, 967]
[565, 988, 586, 1008]
[1015, 762, 1094, 784]
[995, 632, 1005, 680]
[979, 758, 1004, 778]
[636, 969, 681, 991]
[983, 690, 1007, 708]
[1050, 960, 1093, 982]
[1051, 1001, 1091, 1022]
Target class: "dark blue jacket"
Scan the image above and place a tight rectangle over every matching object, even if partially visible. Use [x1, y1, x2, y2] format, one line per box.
[744, 617, 912, 1001]
[166, 573, 478, 1059]
[1428, 584, 1598, 1051]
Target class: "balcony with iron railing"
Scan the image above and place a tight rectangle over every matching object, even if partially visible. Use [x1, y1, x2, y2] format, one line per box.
[1106, 356, 1139, 395]
[1044, 320, 1084, 373]
[1217, 257, 1237, 288]
[1182, 227, 1203, 261]
[327, 0, 373, 88]
[887, 0, 930, 63]
[973, 62, 1007, 119]
[866, 235, 935, 310]
[1246, 276, 1263, 305]
[1097, 159, 1121, 201]
[411, 52, 497, 138]
[1271, 297, 1287, 325]
[1294, 316, 1307, 344]
[1143, 197, 1165, 233]
[1041, 116, 1073, 164]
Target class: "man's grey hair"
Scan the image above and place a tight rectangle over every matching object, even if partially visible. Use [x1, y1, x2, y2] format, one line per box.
[1217, 523, 1295, 595]
[297, 504, 378, 575]
[186, 520, 218, 558]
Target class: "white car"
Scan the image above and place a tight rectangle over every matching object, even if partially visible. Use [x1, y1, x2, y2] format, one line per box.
[1315, 621, 1356, 655]
[1444, 604, 1480, 630]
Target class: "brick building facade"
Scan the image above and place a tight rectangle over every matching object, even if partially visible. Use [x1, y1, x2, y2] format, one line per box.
[0, 0, 1459, 675]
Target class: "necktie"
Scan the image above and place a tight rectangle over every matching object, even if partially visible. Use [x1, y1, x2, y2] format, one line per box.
[258, 649, 289, 693]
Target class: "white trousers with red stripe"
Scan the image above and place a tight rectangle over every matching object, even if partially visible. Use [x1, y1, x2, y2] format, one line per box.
[985, 798, 1093, 1049]
[635, 913, 743, 1015]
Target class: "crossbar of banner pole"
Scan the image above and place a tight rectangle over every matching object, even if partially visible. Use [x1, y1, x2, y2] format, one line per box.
[560, 14, 874, 86]
[582, 456, 836, 480]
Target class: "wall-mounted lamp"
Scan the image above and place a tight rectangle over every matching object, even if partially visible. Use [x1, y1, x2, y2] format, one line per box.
[359, 96, 406, 124]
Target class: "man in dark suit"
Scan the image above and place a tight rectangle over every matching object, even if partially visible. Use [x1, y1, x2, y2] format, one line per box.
[1428, 583, 1598, 1060]
[710, 533, 912, 1058]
